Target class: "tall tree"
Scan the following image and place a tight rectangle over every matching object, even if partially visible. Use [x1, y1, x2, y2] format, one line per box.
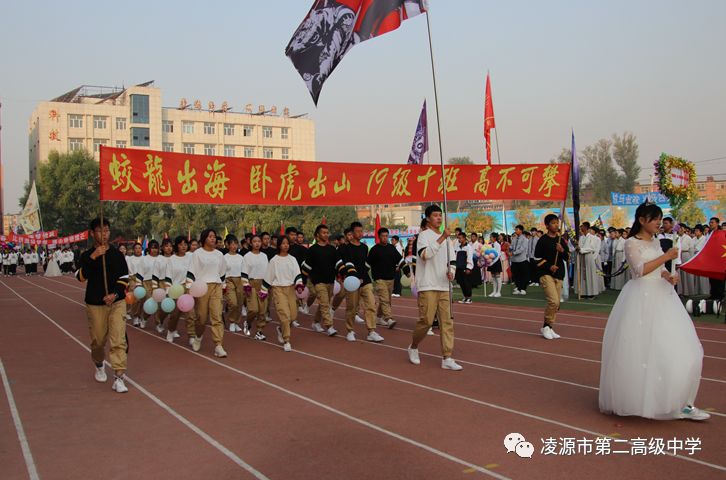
[612, 132, 640, 193]
[582, 139, 620, 204]
[676, 199, 705, 226]
[514, 206, 538, 230]
[465, 210, 499, 234]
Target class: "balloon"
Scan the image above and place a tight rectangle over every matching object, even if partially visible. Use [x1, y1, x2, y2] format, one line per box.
[411, 283, 418, 297]
[177, 294, 195, 312]
[343, 276, 361, 292]
[400, 275, 412, 288]
[133, 286, 147, 300]
[125, 292, 136, 304]
[143, 298, 158, 315]
[161, 297, 176, 313]
[152, 288, 167, 303]
[168, 284, 185, 300]
[189, 280, 208, 298]
[333, 281, 341, 295]
[295, 286, 309, 300]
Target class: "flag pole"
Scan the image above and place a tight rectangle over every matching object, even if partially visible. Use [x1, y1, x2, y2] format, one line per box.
[98, 149, 108, 297]
[425, 10, 454, 318]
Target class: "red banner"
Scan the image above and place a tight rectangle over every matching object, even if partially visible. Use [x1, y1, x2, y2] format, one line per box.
[1, 231, 87, 246]
[99, 147, 570, 206]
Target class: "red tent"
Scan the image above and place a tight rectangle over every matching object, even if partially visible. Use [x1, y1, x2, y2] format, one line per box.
[680, 230, 726, 281]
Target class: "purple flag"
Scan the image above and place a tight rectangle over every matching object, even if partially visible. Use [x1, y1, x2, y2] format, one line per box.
[571, 130, 581, 237]
[407, 100, 428, 164]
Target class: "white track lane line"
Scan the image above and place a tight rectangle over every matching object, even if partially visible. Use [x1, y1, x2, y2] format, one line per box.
[1, 280, 270, 480]
[23, 278, 726, 474]
[9, 278, 510, 480]
[0, 358, 40, 480]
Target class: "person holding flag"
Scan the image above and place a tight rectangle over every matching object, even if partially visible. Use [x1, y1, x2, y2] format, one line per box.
[534, 214, 570, 340]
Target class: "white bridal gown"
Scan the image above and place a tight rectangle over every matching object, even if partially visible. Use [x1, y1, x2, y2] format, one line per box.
[599, 236, 704, 419]
[44, 256, 62, 277]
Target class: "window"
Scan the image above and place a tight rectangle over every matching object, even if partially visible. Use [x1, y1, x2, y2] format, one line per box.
[281, 127, 289, 140]
[116, 117, 127, 130]
[224, 123, 235, 136]
[244, 146, 255, 157]
[243, 125, 254, 137]
[93, 116, 107, 129]
[93, 138, 107, 152]
[183, 143, 195, 154]
[204, 144, 216, 155]
[116, 141, 127, 148]
[163, 142, 174, 152]
[162, 120, 174, 133]
[182, 121, 194, 134]
[68, 114, 83, 129]
[204, 122, 215, 135]
[130, 94, 149, 123]
[263, 147, 273, 159]
[131, 127, 150, 147]
[224, 145, 235, 157]
[263, 126, 272, 138]
[697, 183, 705, 191]
[281, 147, 289, 160]
[69, 138, 84, 151]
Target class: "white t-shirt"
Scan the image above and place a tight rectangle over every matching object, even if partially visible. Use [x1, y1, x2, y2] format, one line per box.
[243, 251, 269, 280]
[138, 255, 159, 281]
[263, 255, 303, 288]
[189, 248, 225, 284]
[168, 254, 192, 286]
[224, 253, 245, 278]
[415, 229, 455, 292]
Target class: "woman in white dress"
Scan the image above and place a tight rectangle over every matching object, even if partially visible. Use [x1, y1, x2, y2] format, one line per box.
[599, 203, 709, 421]
[44, 249, 62, 277]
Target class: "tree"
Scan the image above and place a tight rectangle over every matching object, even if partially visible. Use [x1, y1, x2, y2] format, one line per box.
[581, 139, 620, 204]
[447, 156, 473, 165]
[19, 150, 100, 235]
[612, 132, 640, 193]
[514, 206, 537, 230]
[676, 199, 706, 227]
[465, 211, 500, 235]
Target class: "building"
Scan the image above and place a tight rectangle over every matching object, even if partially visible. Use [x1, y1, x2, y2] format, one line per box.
[28, 81, 316, 182]
[634, 175, 726, 201]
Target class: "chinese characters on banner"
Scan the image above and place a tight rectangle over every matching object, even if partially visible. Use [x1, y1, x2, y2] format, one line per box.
[1, 231, 87, 246]
[100, 147, 570, 205]
[610, 192, 669, 206]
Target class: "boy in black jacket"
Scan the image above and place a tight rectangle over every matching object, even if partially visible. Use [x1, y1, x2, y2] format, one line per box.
[76, 217, 130, 393]
[367, 227, 403, 328]
[534, 214, 570, 341]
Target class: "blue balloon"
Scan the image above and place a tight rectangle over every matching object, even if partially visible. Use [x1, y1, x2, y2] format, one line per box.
[133, 286, 147, 300]
[143, 298, 158, 315]
[343, 276, 361, 292]
[161, 297, 176, 313]
[485, 248, 496, 256]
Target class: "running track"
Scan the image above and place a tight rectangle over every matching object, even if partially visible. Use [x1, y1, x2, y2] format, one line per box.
[1, 275, 724, 479]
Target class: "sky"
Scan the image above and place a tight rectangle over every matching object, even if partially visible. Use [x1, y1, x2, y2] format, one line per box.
[1, 0, 725, 213]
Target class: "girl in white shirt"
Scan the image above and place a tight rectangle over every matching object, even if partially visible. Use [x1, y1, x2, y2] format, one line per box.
[262, 236, 304, 352]
[242, 235, 270, 340]
[138, 240, 160, 329]
[165, 236, 194, 344]
[187, 229, 227, 358]
[126, 243, 144, 325]
[153, 238, 174, 334]
[223, 235, 246, 334]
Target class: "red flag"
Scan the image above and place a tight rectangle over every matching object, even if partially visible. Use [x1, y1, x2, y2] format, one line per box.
[187, 228, 191, 242]
[321, 215, 327, 225]
[680, 230, 726, 281]
[252, 223, 257, 235]
[484, 72, 496, 164]
[280, 221, 285, 236]
[374, 213, 381, 244]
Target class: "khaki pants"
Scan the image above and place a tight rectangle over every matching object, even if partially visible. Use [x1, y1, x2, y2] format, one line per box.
[540, 275, 562, 327]
[411, 290, 455, 358]
[195, 283, 224, 346]
[272, 286, 298, 343]
[375, 279, 394, 320]
[87, 301, 127, 372]
[225, 277, 244, 325]
[312, 283, 334, 327]
[345, 282, 377, 332]
[246, 279, 269, 330]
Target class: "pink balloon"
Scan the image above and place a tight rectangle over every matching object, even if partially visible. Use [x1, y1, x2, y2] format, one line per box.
[296, 286, 309, 300]
[177, 294, 195, 312]
[152, 288, 167, 303]
[189, 280, 208, 298]
[333, 281, 341, 295]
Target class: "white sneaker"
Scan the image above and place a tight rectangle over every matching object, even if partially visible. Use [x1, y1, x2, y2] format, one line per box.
[241, 306, 248, 316]
[441, 357, 463, 371]
[283, 342, 292, 352]
[242, 321, 251, 337]
[560, 298, 564, 303]
[132, 317, 141, 326]
[112, 376, 129, 393]
[386, 319, 397, 329]
[166, 330, 176, 343]
[155, 324, 165, 334]
[367, 331, 384, 343]
[254, 331, 266, 341]
[391, 293, 400, 298]
[173, 331, 180, 338]
[94, 366, 107, 383]
[491, 292, 501, 298]
[139, 319, 147, 329]
[376, 317, 388, 326]
[214, 345, 228, 358]
[512, 289, 521, 295]
[301, 304, 310, 315]
[550, 328, 561, 339]
[191, 337, 202, 352]
[327, 326, 338, 337]
[124, 314, 132, 320]
[292, 320, 301, 328]
[346, 331, 356, 342]
[355, 314, 365, 324]
[427, 327, 434, 336]
[679, 405, 711, 421]
[407, 346, 421, 365]
[276, 326, 284, 344]
[520, 290, 527, 296]
[311, 323, 325, 333]
[541, 326, 555, 340]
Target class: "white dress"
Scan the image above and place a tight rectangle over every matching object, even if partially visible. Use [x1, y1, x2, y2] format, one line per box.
[44, 253, 62, 277]
[599, 237, 704, 419]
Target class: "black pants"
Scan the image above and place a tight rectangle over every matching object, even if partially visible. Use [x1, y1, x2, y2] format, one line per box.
[456, 269, 473, 298]
[709, 279, 725, 301]
[512, 261, 529, 291]
[393, 270, 402, 295]
[602, 262, 612, 289]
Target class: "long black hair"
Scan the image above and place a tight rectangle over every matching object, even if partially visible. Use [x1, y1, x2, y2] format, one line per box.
[629, 202, 663, 238]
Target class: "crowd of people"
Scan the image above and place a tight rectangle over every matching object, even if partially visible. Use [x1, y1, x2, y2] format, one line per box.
[1, 246, 78, 276]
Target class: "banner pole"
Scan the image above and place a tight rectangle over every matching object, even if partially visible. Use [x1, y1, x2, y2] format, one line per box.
[425, 10, 454, 317]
